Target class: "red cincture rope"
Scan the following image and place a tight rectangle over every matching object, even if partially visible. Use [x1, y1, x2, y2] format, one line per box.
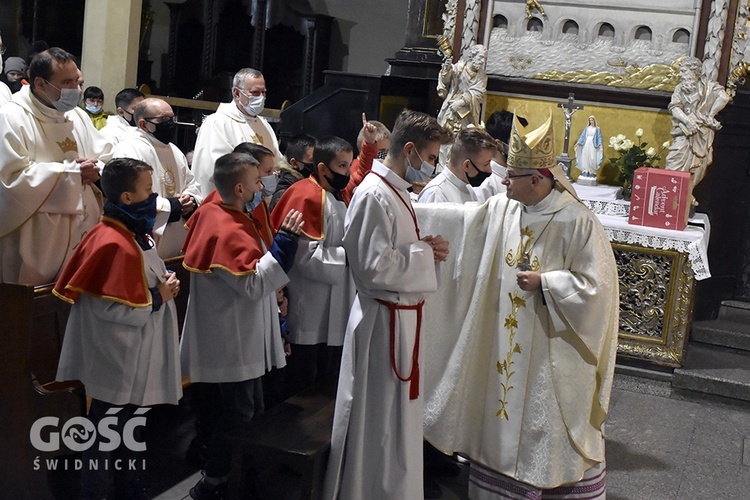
[376, 299, 424, 400]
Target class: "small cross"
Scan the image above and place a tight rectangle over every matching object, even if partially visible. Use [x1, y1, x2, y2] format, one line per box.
[557, 93, 584, 157]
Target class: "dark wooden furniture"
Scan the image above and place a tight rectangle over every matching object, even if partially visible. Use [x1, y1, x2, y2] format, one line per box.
[227, 381, 337, 500]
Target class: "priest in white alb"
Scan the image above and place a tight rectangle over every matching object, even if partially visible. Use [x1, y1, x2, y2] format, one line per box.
[111, 97, 202, 259]
[191, 68, 281, 197]
[417, 115, 619, 499]
[0, 47, 112, 285]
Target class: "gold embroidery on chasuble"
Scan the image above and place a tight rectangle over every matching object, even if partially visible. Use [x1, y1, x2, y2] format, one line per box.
[496, 290, 525, 421]
[57, 137, 78, 154]
[161, 167, 177, 197]
[505, 225, 541, 272]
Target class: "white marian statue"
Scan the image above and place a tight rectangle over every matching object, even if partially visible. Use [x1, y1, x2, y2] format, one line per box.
[665, 57, 730, 193]
[574, 115, 603, 186]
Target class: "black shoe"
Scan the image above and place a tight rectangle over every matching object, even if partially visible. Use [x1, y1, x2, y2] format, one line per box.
[424, 477, 443, 499]
[189, 476, 227, 500]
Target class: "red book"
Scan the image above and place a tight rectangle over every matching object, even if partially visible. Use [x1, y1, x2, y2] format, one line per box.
[628, 167, 692, 230]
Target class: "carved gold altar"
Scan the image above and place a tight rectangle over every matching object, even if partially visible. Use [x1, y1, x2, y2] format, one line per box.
[612, 242, 695, 367]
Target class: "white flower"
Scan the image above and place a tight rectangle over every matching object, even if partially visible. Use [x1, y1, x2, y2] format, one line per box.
[616, 134, 626, 142]
[635, 128, 644, 138]
[646, 147, 656, 156]
[662, 141, 671, 149]
[622, 139, 634, 150]
[612, 143, 621, 152]
[609, 136, 618, 146]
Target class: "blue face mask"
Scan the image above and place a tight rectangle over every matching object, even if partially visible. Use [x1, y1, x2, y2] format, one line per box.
[246, 191, 263, 212]
[404, 150, 435, 183]
[121, 193, 158, 233]
[85, 103, 102, 114]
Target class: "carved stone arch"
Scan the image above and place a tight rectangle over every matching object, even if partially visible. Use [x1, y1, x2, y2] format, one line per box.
[670, 27, 691, 45]
[559, 18, 580, 38]
[525, 16, 545, 35]
[632, 24, 654, 42]
[493, 13, 509, 30]
[593, 21, 616, 45]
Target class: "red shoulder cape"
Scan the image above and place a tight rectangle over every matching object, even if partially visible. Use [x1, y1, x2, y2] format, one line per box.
[202, 190, 275, 248]
[53, 217, 152, 307]
[182, 193, 267, 275]
[270, 177, 325, 240]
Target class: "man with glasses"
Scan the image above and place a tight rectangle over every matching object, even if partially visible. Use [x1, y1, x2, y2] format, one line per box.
[420, 115, 618, 500]
[0, 47, 112, 285]
[111, 97, 202, 258]
[418, 127, 496, 203]
[192, 67, 281, 197]
[101, 87, 145, 145]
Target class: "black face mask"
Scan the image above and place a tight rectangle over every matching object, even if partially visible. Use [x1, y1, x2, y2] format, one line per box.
[467, 159, 491, 187]
[299, 161, 316, 177]
[151, 120, 177, 145]
[122, 110, 136, 127]
[325, 169, 350, 191]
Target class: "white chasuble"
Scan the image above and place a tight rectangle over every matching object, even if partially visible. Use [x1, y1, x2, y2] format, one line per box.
[416, 189, 619, 490]
[191, 102, 281, 197]
[323, 161, 439, 500]
[0, 86, 112, 284]
[111, 130, 203, 259]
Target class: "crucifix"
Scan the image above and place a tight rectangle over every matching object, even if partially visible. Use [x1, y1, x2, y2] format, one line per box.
[556, 92, 583, 179]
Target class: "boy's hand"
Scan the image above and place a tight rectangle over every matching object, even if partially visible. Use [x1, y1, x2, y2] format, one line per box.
[283, 339, 292, 357]
[422, 234, 449, 263]
[158, 272, 180, 302]
[276, 288, 288, 316]
[281, 209, 304, 235]
[361, 113, 378, 144]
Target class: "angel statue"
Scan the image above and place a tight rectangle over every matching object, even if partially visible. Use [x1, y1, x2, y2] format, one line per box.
[437, 44, 488, 136]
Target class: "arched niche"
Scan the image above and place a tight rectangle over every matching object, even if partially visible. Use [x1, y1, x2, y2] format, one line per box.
[526, 17, 544, 33]
[494, 14, 508, 29]
[672, 28, 690, 44]
[634, 25, 653, 41]
[562, 20, 579, 36]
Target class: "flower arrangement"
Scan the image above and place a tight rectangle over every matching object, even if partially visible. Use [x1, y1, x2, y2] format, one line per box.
[608, 129, 670, 197]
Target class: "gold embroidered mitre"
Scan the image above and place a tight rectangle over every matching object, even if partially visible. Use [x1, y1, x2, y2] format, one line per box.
[57, 137, 79, 154]
[506, 114, 580, 201]
[506, 114, 555, 170]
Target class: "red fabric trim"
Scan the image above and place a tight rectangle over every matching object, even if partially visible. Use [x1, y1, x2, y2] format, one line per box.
[341, 139, 378, 205]
[376, 299, 424, 400]
[182, 193, 266, 275]
[269, 177, 326, 240]
[538, 168, 554, 179]
[53, 217, 151, 307]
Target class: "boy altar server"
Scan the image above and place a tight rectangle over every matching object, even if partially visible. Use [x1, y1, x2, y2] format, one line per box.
[270, 135, 356, 393]
[54, 158, 182, 499]
[180, 152, 303, 498]
[322, 110, 452, 500]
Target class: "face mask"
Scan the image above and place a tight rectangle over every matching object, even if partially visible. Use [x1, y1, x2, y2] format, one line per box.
[149, 120, 177, 145]
[122, 109, 136, 126]
[246, 191, 263, 212]
[466, 159, 492, 187]
[298, 161, 316, 177]
[376, 150, 388, 160]
[404, 149, 435, 183]
[241, 93, 265, 117]
[324, 169, 350, 191]
[121, 193, 158, 232]
[85, 103, 102, 114]
[260, 174, 278, 197]
[44, 80, 81, 113]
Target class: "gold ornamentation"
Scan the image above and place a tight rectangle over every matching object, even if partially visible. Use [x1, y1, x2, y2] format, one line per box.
[497, 291, 525, 420]
[56, 137, 78, 154]
[525, 0, 545, 19]
[532, 60, 682, 92]
[613, 243, 694, 367]
[510, 56, 533, 70]
[161, 167, 177, 197]
[505, 226, 540, 271]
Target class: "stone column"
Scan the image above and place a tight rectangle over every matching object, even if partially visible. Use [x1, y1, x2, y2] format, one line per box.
[81, 0, 142, 112]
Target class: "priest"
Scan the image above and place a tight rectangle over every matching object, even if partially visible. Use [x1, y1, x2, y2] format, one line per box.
[417, 115, 619, 499]
[0, 47, 112, 285]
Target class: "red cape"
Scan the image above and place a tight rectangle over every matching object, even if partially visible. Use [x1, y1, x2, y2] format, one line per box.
[270, 177, 326, 240]
[182, 193, 268, 275]
[341, 139, 378, 205]
[53, 217, 152, 308]
[202, 190, 275, 249]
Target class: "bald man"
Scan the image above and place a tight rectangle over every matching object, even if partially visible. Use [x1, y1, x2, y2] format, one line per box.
[111, 97, 203, 258]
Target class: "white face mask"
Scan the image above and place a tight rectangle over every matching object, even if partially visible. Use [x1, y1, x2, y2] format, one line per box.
[404, 149, 435, 183]
[260, 174, 277, 197]
[85, 103, 102, 114]
[44, 80, 81, 113]
[240, 92, 265, 117]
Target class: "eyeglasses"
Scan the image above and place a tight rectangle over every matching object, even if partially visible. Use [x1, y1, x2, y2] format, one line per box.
[238, 89, 267, 98]
[504, 172, 535, 180]
[144, 115, 177, 125]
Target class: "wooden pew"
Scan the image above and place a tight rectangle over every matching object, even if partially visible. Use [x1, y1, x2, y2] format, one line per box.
[0, 257, 190, 498]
